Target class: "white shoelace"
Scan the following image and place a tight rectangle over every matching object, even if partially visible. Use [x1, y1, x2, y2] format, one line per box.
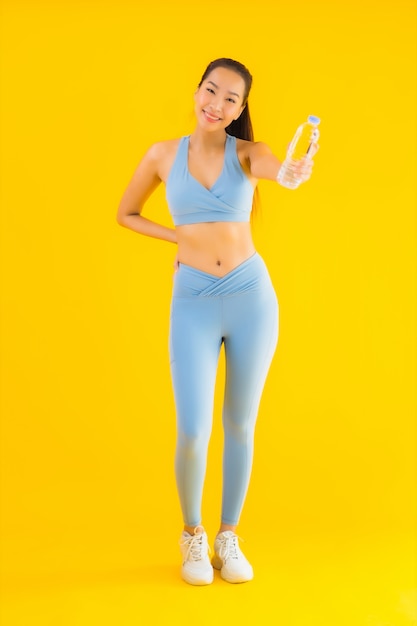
[217, 533, 244, 561]
[181, 533, 210, 562]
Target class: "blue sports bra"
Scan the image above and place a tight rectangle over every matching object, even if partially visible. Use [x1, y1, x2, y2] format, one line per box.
[165, 134, 254, 226]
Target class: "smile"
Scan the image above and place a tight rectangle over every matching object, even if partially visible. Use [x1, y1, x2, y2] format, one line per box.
[203, 110, 222, 122]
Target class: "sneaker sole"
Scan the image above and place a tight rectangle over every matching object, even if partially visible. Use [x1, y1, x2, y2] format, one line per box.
[211, 556, 253, 583]
[182, 570, 214, 586]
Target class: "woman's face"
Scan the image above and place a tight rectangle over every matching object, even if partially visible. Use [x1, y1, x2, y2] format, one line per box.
[194, 66, 246, 130]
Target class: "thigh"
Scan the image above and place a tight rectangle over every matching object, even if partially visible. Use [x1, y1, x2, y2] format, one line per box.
[169, 297, 222, 437]
[223, 288, 279, 420]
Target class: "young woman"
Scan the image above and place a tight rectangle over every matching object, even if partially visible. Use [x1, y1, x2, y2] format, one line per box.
[117, 58, 318, 586]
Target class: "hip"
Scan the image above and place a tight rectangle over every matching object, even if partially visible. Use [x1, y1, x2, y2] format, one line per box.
[172, 252, 276, 299]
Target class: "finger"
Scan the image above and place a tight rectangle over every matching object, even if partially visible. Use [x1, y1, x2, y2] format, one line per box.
[309, 142, 319, 157]
[299, 158, 313, 173]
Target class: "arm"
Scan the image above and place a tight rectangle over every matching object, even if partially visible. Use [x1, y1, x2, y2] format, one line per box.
[248, 141, 318, 184]
[248, 141, 283, 181]
[116, 142, 177, 244]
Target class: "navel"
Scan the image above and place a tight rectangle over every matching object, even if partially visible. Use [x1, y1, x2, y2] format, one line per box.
[216, 260, 221, 266]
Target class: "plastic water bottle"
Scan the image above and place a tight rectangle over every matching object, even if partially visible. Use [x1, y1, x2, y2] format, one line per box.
[277, 115, 320, 189]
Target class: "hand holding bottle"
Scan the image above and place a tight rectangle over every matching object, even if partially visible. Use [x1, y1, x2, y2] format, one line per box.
[277, 115, 320, 189]
[290, 142, 319, 184]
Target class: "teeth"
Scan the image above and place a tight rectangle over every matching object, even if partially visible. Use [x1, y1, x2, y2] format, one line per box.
[205, 111, 219, 120]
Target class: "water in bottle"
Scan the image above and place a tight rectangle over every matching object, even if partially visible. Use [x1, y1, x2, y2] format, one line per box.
[277, 115, 320, 189]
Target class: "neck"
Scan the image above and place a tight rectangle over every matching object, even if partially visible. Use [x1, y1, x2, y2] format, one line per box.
[189, 127, 227, 150]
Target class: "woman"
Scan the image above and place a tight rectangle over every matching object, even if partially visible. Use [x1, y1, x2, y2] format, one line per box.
[117, 58, 317, 586]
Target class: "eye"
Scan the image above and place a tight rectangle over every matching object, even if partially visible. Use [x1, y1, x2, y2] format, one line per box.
[206, 87, 215, 94]
[227, 98, 236, 103]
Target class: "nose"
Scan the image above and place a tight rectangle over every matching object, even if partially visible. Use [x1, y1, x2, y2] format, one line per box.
[209, 94, 222, 112]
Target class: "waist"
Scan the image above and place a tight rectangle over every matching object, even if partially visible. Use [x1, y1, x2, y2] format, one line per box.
[176, 222, 255, 277]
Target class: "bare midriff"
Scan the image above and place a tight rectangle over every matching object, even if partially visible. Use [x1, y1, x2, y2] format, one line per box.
[175, 221, 256, 277]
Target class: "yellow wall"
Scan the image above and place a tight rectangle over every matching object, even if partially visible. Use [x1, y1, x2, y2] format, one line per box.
[1, 0, 416, 624]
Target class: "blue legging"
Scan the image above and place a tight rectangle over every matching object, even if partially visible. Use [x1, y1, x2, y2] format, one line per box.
[169, 252, 279, 526]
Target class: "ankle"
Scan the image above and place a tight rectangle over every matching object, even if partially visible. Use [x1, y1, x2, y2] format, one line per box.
[217, 524, 237, 536]
[184, 524, 204, 535]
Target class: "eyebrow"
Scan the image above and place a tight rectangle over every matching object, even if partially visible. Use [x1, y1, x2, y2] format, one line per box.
[207, 80, 241, 99]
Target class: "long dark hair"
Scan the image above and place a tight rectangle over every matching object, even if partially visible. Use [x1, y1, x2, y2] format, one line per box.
[197, 58, 259, 217]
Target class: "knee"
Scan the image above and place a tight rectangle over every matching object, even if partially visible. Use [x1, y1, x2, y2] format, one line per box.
[223, 412, 255, 445]
[177, 425, 211, 456]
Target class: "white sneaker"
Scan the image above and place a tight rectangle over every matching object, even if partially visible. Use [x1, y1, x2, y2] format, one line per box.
[179, 526, 214, 585]
[212, 531, 254, 583]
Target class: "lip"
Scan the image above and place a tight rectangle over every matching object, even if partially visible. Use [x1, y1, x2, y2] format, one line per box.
[203, 109, 222, 123]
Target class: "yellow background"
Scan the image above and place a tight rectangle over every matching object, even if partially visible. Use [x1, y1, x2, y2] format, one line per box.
[1, 0, 416, 624]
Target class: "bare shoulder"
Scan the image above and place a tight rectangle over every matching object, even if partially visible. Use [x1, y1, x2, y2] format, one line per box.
[236, 138, 273, 161]
[147, 137, 180, 158]
[236, 138, 280, 181]
[145, 138, 182, 182]
[118, 137, 183, 216]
